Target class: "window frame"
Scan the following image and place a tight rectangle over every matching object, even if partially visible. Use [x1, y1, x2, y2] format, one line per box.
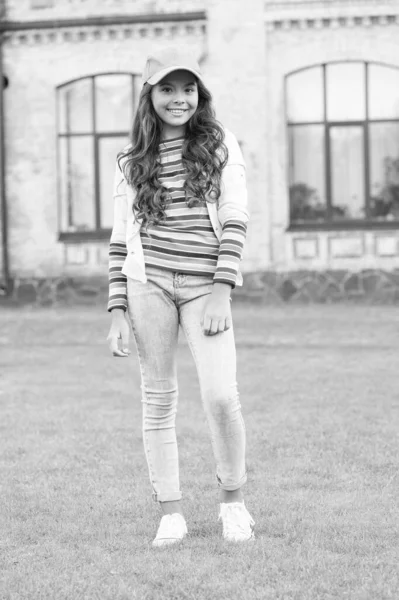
[56, 73, 139, 242]
[285, 61, 399, 231]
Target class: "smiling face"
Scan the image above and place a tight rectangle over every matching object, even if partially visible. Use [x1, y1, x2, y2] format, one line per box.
[150, 70, 199, 140]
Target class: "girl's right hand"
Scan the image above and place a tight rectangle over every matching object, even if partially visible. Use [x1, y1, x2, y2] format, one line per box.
[107, 309, 131, 358]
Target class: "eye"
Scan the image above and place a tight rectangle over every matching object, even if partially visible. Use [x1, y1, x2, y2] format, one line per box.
[160, 86, 172, 93]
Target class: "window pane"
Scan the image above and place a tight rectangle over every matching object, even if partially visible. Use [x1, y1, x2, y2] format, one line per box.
[369, 65, 399, 120]
[95, 75, 133, 133]
[59, 136, 95, 231]
[286, 67, 324, 123]
[58, 79, 93, 134]
[289, 125, 326, 222]
[99, 136, 129, 228]
[369, 123, 399, 220]
[330, 126, 365, 219]
[327, 63, 365, 121]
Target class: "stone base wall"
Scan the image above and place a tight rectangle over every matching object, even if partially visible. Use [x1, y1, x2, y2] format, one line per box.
[3, 269, 399, 307]
[237, 269, 399, 304]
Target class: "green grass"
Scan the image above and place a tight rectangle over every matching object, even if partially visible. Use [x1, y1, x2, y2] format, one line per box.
[1, 304, 398, 599]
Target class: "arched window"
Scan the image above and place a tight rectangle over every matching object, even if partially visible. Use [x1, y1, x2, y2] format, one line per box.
[57, 73, 141, 240]
[286, 62, 399, 228]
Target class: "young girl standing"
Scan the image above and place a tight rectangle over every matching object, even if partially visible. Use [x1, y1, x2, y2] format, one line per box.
[107, 46, 255, 547]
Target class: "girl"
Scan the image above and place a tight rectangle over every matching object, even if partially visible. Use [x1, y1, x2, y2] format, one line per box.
[106, 46, 255, 547]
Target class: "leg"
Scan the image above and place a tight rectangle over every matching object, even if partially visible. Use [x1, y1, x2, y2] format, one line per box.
[127, 273, 183, 515]
[180, 293, 247, 503]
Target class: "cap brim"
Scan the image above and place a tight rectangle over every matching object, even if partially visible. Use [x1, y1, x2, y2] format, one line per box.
[145, 66, 203, 86]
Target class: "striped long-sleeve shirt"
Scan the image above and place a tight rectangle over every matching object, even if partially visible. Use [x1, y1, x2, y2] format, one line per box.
[108, 137, 247, 312]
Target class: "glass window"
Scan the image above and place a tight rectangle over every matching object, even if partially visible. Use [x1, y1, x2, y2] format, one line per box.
[57, 74, 138, 236]
[286, 61, 399, 227]
[369, 65, 399, 120]
[289, 126, 326, 222]
[58, 79, 93, 135]
[330, 126, 365, 220]
[95, 75, 134, 133]
[369, 123, 399, 220]
[286, 67, 324, 123]
[326, 63, 365, 121]
[59, 137, 95, 231]
[99, 136, 129, 229]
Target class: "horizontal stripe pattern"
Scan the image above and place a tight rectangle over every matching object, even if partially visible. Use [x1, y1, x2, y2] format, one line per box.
[142, 137, 220, 278]
[108, 136, 247, 310]
[214, 219, 247, 287]
[108, 242, 128, 311]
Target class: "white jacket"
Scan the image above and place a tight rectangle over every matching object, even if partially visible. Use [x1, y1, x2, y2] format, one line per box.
[110, 128, 249, 286]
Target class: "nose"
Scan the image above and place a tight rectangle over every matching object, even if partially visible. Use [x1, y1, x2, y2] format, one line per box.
[172, 92, 185, 105]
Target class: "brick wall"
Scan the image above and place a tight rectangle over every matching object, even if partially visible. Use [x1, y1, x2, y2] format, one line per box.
[3, 20, 205, 279]
[206, 0, 270, 273]
[3, 0, 399, 299]
[265, 18, 399, 271]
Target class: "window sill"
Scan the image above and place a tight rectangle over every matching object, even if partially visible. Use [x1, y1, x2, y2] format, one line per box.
[59, 229, 111, 242]
[287, 220, 399, 232]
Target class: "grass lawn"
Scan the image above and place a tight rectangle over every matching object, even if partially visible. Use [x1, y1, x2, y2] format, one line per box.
[0, 303, 398, 600]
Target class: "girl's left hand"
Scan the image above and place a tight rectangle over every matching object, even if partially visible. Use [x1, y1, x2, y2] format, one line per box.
[201, 284, 232, 336]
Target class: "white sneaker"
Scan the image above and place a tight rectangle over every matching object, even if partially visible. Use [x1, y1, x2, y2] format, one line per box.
[218, 501, 255, 542]
[152, 513, 188, 548]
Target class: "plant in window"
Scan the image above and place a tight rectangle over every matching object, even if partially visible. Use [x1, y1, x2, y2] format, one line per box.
[370, 156, 399, 219]
[289, 182, 326, 221]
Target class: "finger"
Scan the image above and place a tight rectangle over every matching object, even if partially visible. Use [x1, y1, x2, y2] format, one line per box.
[108, 335, 129, 356]
[203, 315, 212, 335]
[108, 336, 120, 355]
[112, 349, 130, 358]
[218, 319, 226, 334]
[120, 332, 131, 355]
[209, 319, 220, 336]
[225, 316, 232, 331]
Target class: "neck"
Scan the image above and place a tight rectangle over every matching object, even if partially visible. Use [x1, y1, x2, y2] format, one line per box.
[161, 124, 186, 140]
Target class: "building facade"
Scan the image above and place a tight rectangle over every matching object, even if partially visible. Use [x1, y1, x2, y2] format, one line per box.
[2, 0, 399, 303]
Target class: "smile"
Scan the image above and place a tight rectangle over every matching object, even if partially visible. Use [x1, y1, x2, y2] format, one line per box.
[167, 109, 188, 116]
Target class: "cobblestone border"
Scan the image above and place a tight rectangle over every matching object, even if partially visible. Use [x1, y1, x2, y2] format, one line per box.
[2, 269, 399, 307]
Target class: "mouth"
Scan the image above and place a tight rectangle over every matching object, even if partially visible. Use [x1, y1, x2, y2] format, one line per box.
[166, 109, 188, 116]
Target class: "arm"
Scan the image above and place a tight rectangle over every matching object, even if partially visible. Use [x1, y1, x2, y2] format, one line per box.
[202, 134, 249, 335]
[106, 161, 131, 357]
[107, 162, 128, 312]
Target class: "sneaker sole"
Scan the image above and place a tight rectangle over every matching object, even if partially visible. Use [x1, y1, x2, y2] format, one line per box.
[152, 534, 187, 548]
[223, 532, 255, 542]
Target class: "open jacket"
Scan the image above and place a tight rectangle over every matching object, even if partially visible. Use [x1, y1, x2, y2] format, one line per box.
[109, 128, 249, 286]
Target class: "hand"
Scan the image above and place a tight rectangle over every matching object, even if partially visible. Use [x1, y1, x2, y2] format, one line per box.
[107, 309, 131, 357]
[201, 283, 232, 336]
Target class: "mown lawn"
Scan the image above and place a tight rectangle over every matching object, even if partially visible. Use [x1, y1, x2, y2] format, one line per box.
[0, 304, 398, 600]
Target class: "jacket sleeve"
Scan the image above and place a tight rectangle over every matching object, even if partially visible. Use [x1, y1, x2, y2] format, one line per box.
[107, 162, 128, 312]
[213, 130, 249, 287]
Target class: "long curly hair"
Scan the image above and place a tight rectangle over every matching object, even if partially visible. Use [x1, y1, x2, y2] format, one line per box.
[117, 77, 228, 227]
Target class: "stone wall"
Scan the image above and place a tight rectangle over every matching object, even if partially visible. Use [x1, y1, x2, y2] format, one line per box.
[4, 269, 399, 307]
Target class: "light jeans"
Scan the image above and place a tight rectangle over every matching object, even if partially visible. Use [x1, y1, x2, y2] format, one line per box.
[127, 265, 247, 503]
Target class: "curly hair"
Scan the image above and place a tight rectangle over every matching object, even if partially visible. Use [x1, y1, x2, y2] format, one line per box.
[117, 77, 228, 227]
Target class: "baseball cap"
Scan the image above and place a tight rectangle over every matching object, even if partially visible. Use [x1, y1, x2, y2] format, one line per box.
[142, 46, 203, 86]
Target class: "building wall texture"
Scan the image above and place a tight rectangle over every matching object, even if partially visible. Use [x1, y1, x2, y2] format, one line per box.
[3, 0, 399, 304]
[266, 16, 399, 272]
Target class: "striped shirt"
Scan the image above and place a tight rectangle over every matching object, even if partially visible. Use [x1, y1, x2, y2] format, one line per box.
[108, 137, 247, 312]
[141, 137, 220, 276]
